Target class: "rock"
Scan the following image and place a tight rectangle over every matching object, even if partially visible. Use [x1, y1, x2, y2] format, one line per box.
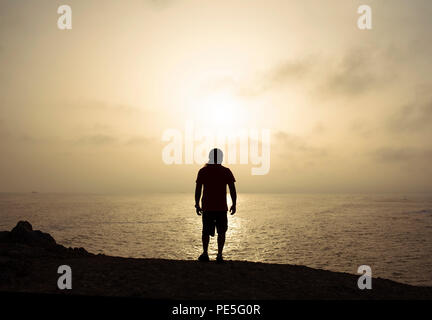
[12, 221, 33, 233]
[0, 221, 94, 261]
[0, 255, 31, 283]
[9, 221, 57, 247]
[68, 246, 90, 255]
[76, 247, 89, 254]
[0, 231, 9, 242]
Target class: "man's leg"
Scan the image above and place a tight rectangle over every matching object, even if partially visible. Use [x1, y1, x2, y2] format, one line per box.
[198, 212, 212, 261]
[216, 212, 228, 257]
[202, 233, 209, 254]
[217, 232, 225, 255]
[198, 232, 210, 261]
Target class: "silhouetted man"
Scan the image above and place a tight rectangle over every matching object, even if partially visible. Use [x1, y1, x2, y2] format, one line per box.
[195, 148, 237, 263]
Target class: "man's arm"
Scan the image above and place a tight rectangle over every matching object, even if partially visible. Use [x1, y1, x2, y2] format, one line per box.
[228, 182, 237, 215]
[195, 183, 203, 215]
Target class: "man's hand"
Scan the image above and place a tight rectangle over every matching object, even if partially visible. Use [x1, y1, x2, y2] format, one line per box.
[229, 204, 236, 215]
[195, 205, 203, 216]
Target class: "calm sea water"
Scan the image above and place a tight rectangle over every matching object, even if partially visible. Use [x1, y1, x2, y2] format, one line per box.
[0, 193, 431, 286]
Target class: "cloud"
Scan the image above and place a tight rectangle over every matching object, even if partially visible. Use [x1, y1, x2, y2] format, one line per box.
[144, 0, 176, 9]
[70, 101, 140, 115]
[236, 58, 314, 97]
[273, 131, 327, 157]
[75, 134, 155, 147]
[387, 99, 432, 132]
[260, 58, 313, 91]
[213, 47, 394, 99]
[77, 134, 117, 145]
[320, 49, 379, 96]
[125, 136, 152, 146]
[372, 147, 432, 163]
[349, 118, 377, 138]
[200, 57, 314, 97]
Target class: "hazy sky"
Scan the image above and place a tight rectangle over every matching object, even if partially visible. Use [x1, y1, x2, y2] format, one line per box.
[1, 0, 432, 193]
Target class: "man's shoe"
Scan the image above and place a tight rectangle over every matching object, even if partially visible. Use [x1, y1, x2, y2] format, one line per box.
[216, 254, 224, 264]
[198, 253, 209, 262]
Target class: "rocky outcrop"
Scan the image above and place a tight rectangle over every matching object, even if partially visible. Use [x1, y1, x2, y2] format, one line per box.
[9, 221, 56, 247]
[0, 221, 91, 257]
[0, 221, 92, 285]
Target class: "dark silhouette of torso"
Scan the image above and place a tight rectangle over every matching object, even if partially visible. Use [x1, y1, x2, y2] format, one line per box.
[196, 164, 236, 211]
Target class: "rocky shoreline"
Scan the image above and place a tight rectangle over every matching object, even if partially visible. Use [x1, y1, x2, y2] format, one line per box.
[1, 221, 431, 299]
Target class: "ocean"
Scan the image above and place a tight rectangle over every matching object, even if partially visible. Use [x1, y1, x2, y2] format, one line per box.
[0, 193, 431, 286]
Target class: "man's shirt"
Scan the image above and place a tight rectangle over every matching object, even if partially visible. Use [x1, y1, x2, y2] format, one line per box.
[196, 164, 236, 212]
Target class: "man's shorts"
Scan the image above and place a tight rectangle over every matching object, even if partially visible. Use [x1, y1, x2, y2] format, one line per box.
[202, 211, 228, 237]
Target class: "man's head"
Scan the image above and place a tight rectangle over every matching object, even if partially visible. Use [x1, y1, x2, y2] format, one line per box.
[208, 148, 223, 164]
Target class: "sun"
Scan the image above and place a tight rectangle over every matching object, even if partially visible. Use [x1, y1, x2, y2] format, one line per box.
[207, 94, 236, 126]
[193, 92, 246, 128]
